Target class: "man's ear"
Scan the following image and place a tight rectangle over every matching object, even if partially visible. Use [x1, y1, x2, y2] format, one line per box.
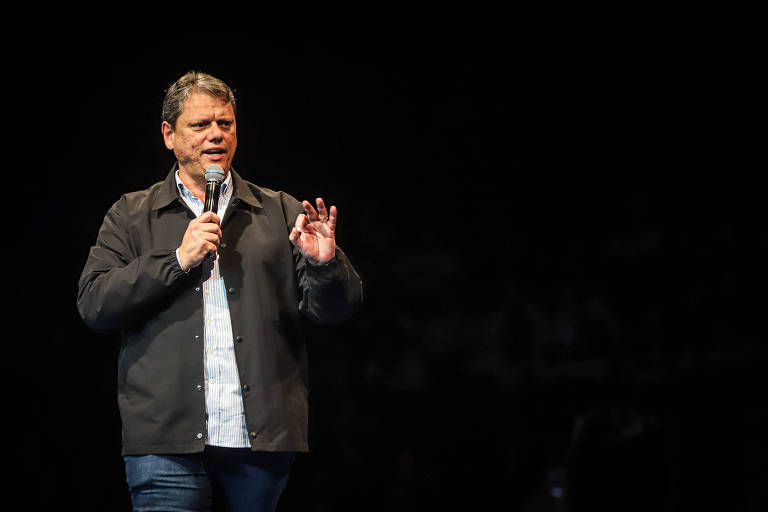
[161, 121, 174, 150]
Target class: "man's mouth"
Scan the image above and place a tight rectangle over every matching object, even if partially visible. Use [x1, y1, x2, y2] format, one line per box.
[203, 147, 226, 160]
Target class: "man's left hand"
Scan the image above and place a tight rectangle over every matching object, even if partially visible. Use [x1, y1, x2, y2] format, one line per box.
[290, 197, 337, 264]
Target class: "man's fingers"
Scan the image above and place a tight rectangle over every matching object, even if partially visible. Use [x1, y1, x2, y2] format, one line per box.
[302, 201, 319, 222]
[294, 213, 316, 235]
[315, 198, 328, 221]
[198, 224, 223, 237]
[295, 213, 308, 231]
[190, 223, 222, 245]
[289, 227, 303, 249]
[201, 231, 220, 245]
[189, 212, 222, 240]
[327, 205, 338, 231]
[198, 211, 221, 225]
[303, 198, 336, 226]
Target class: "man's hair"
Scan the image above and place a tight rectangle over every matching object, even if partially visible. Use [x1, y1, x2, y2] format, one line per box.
[162, 71, 237, 129]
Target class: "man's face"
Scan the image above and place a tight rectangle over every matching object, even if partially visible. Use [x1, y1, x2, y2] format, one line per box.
[162, 92, 237, 181]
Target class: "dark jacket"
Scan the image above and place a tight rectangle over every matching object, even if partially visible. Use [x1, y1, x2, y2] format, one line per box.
[77, 166, 363, 455]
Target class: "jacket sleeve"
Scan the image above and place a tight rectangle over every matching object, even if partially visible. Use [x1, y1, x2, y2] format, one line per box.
[76, 198, 192, 333]
[296, 246, 364, 324]
[284, 197, 364, 324]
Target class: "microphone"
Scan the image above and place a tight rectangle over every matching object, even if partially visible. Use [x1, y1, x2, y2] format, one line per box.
[203, 165, 225, 213]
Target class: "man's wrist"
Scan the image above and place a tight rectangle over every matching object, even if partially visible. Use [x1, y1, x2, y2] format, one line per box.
[176, 248, 190, 273]
[306, 255, 336, 266]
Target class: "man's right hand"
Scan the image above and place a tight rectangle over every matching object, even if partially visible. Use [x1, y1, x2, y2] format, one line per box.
[178, 211, 222, 271]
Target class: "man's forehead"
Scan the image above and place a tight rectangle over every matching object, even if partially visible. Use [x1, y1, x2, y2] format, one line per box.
[182, 93, 234, 116]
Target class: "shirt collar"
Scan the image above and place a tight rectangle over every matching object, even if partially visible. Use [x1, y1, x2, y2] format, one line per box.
[175, 168, 232, 202]
[152, 163, 263, 211]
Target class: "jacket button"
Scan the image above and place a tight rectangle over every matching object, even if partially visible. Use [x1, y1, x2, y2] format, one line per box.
[242, 384, 250, 392]
[196, 433, 204, 440]
[195, 384, 203, 392]
[235, 335, 243, 343]
[195, 287, 201, 292]
[228, 287, 235, 294]
[221, 242, 227, 248]
[249, 431, 257, 439]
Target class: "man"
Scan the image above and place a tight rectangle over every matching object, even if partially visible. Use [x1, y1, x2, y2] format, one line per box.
[77, 71, 363, 511]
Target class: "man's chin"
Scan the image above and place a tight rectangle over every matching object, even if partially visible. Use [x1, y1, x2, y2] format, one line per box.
[179, 160, 229, 180]
[201, 156, 231, 173]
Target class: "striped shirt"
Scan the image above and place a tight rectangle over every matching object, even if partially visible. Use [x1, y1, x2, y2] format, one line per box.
[175, 171, 251, 448]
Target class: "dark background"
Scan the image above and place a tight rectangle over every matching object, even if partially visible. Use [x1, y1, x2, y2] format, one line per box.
[13, 37, 764, 510]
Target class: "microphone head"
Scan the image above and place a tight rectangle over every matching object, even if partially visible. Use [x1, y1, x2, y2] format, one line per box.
[205, 166, 225, 184]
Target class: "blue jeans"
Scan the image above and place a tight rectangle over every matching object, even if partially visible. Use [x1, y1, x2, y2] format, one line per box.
[124, 446, 293, 511]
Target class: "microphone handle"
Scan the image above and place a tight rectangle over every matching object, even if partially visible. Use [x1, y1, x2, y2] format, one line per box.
[204, 181, 221, 213]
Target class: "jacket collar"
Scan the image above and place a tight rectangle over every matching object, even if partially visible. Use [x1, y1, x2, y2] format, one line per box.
[152, 163, 263, 211]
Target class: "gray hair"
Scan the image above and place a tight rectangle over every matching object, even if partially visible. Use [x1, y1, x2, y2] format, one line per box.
[161, 71, 237, 128]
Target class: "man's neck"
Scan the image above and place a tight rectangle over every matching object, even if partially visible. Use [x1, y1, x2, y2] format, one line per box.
[177, 166, 207, 202]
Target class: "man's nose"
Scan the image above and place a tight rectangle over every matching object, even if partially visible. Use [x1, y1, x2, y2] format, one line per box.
[207, 123, 223, 141]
